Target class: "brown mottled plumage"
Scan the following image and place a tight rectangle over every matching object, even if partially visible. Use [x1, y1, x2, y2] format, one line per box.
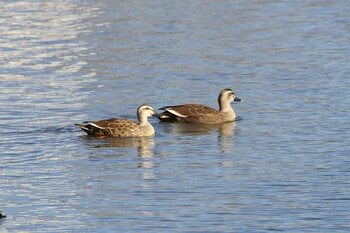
[158, 88, 242, 124]
[75, 105, 158, 137]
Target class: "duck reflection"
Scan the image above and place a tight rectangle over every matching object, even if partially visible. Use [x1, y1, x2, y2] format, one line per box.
[83, 136, 155, 159]
[161, 121, 237, 154]
[217, 122, 237, 154]
[160, 121, 236, 135]
[82, 136, 156, 180]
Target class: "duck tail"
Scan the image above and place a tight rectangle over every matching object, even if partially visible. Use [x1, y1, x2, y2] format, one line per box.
[157, 112, 176, 122]
[74, 123, 91, 134]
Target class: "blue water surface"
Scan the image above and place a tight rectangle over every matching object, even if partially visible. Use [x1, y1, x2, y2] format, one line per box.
[1, 0, 350, 232]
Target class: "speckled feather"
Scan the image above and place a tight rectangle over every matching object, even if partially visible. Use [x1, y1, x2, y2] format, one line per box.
[75, 104, 157, 137]
[75, 118, 154, 137]
[160, 104, 217, 115]
[159, 104, 234, 124]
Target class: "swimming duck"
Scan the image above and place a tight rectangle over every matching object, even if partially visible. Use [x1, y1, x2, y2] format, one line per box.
[158, 88, 242, 124]
[75, 104, 158, 137]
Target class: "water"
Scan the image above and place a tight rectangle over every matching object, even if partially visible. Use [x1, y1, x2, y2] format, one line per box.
[1, 0, 350, 232]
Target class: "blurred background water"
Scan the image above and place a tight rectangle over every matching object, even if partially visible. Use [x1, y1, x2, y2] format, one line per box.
[1, 0, 350, 232]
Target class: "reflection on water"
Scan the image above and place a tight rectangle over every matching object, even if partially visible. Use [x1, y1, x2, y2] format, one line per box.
[161, 121, 237, 154]
[161, 121, 236, 135]
[81, 136, 155, 159]
[0, 1, 99, 74]
[79, 135, 157, 180]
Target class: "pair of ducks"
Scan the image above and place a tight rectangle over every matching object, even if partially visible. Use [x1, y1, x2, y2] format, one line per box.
[75, 88, 242, 137]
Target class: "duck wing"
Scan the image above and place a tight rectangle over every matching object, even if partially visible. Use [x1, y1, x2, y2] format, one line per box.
[87, 118, 137, 129]
[159, 104, 217, 118]
[75, 118, 138, 136]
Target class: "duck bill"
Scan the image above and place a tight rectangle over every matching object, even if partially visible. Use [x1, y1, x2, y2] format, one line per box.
[234, 97, 243, 102]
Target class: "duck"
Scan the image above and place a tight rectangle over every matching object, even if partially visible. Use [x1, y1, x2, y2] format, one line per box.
[74, 104, 159, 137]
[158, 88, 242, 124]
